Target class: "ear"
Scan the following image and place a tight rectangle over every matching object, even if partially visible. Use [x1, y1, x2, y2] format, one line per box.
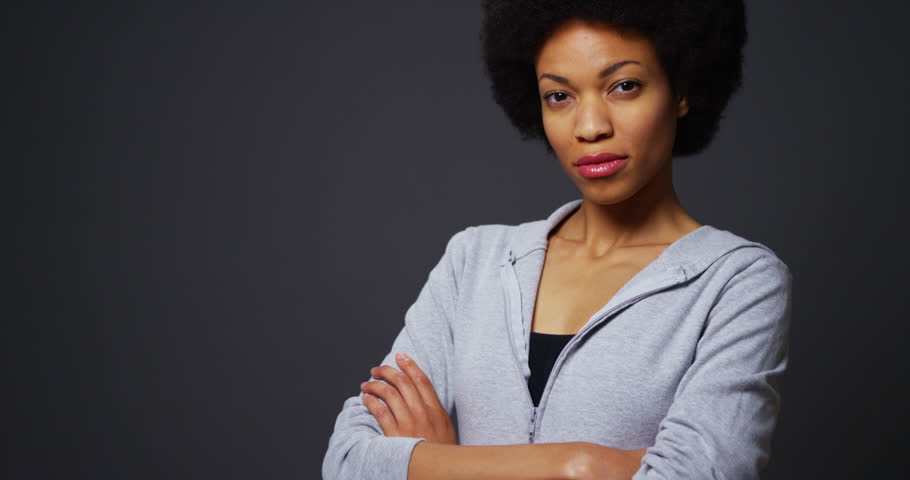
[676, 96, 690, 118]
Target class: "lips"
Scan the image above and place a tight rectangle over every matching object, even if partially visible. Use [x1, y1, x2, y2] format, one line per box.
[575, 152, 628, 166]
[574, 152, 629, 179]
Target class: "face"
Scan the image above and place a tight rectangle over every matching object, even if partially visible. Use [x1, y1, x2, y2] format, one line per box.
[534, 19, 689, 205]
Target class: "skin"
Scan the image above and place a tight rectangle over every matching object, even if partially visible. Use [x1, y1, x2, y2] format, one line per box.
[531, 19, 701, 336]
[359, 19, 704, 480]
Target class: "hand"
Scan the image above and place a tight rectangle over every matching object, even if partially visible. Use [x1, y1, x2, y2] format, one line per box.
[568, 443, 647, 480]
[360, 352, 457, 445]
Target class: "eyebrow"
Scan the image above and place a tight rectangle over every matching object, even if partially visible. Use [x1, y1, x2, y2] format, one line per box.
[538, 60, 641, 86]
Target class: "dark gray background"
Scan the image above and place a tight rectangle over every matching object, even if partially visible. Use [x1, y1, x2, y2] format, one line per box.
[8, 1, 908, 478]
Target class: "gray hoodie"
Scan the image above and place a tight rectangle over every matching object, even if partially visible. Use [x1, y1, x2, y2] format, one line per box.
[322, 198, 793, 479]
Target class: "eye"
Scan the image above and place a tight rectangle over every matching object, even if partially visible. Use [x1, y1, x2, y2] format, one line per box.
[543, 91, 572, 107]
[611, 80, 641, 96]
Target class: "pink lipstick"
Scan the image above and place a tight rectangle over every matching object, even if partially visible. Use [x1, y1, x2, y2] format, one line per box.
[575, 152, 628, 179]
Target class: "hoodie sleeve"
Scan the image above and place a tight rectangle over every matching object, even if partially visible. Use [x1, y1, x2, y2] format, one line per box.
[633, 254, 793, 480]
[321, 227, 471, 480]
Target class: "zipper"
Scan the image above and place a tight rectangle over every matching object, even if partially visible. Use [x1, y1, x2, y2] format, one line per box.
[499, 251, 538, 442]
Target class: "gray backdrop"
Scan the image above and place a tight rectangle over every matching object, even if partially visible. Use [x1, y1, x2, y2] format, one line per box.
[9, 1, 908, 478]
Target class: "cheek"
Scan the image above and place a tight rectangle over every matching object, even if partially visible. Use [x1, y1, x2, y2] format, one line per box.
[618, 103, 677, 155]
[542, 113, 571, 153]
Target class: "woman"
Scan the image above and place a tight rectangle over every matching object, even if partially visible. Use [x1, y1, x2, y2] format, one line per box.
[323, 1, 792, 478]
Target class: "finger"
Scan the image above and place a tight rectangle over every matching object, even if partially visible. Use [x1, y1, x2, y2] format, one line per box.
[371, 364, 429, 421]
[361, 391, 398, 436]
[395, 353, 446, 412]
[361, 374, 414, 427]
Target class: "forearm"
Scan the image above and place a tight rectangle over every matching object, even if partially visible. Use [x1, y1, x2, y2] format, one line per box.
[407, 441, 585, 480]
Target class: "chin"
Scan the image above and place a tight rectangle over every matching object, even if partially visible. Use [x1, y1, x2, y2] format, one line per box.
[577, 186, 639, 206]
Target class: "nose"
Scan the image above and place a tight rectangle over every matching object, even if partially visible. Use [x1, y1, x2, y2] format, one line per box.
[573, 99, 613, 142]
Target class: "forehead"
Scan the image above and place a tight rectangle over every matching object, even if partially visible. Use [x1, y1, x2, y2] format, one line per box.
[534, 19, 658, 74]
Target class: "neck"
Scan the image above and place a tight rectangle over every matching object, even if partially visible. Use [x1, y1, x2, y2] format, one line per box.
[558, 161, 700, 257]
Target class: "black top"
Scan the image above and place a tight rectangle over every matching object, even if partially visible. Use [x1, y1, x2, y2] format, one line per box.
[527, 331, 575, 407]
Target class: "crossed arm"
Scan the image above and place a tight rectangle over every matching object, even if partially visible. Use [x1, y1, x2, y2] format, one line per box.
[359, 352, 646, 480]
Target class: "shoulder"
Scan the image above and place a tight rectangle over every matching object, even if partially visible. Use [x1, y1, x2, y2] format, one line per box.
[697, 226, 793, 286]
[441, 198, 583, 265]
[680, 228, 795, 348]
[440, 213, 557, 279]
[692, 228, 794, 315]
[441, 222, 520, 267]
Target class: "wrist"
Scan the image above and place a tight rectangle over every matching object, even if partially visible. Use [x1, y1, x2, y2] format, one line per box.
[560, 443, 647, 480]
[560, 442, 593, 480]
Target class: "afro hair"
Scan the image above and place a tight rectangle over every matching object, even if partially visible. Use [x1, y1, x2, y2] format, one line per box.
[480, 0, 747, 157]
